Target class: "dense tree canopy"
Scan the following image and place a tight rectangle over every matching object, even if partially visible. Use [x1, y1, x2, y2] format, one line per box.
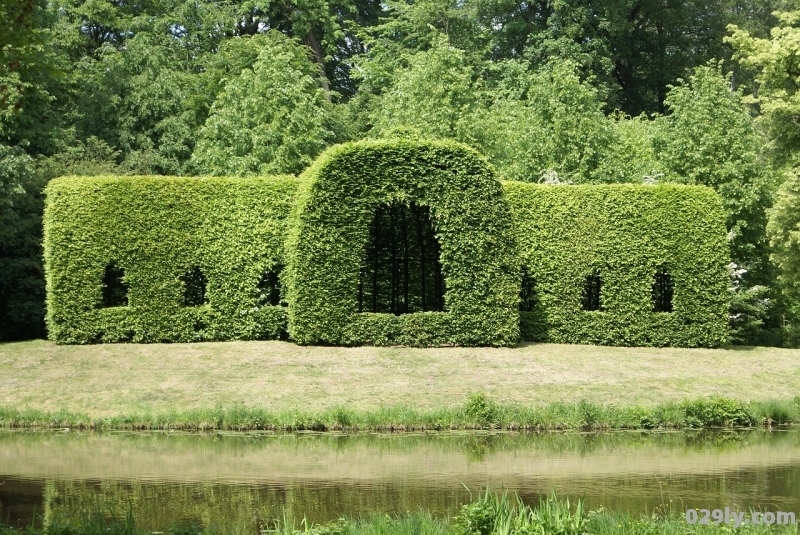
[191, 32, 334, 176]
[1, 0, 800, 344]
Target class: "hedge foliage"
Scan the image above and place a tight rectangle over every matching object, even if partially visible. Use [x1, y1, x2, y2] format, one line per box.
[44, 176, 298, 343]
[504, 182, 730, 347]
[285, 140, 521, 346]
[44, 141, 729, 347]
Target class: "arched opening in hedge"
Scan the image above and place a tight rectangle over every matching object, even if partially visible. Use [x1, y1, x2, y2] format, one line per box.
[100, 263, 128, 308]
[287, 140, 521, 346]
[358, 202, 444, 314]
[181, 266, 208, 307]
[652, 268, 674, 312]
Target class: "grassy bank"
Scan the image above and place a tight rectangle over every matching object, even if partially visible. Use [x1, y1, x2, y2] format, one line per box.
[2, 394, 799, 431]
[3, 340, 800, 417]
[2, 490, 797, 535]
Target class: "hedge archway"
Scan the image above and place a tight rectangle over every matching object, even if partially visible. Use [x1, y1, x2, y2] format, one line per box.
[285, 140, 520, 346]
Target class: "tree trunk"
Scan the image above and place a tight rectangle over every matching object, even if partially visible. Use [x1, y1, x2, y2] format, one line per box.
[304, 29, 331, 100]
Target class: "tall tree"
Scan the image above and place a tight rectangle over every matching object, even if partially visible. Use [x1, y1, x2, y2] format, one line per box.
[654, 64, 774, 276]
[369, 37, 478, 141]
[474, 60, 616, 183]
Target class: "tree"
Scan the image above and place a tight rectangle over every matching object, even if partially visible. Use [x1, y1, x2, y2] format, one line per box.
[0, 144, 28, 232]
[600, 113, 665, 185]
[369, 38, 478, 142]
[474, 60, 616, 183]
[0, 144, 45, 340]
[727, 3, 800, 169]
[767, 173, 800, 345]
[1, 0, 47, 118]
[191, 32, 334, 176]
[654, 64, 774, 280]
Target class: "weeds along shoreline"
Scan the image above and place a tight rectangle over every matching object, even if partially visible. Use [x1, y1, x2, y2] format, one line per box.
[1, 395, 799, 432]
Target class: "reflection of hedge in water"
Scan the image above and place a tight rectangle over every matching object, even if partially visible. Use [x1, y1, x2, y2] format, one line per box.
[5, 428, 797, 465]
[43, 479, 467, 530]
[35, 461, 800, 530]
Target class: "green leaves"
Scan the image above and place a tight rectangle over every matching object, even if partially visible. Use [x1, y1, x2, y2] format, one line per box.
[368, 37, 478, 143]
[728, 7, 800, 169]
[473, 60, 615, 184]
[191, 32, 333, 177]
[653, 64, 774, 289]
[0, 143, 47, 340]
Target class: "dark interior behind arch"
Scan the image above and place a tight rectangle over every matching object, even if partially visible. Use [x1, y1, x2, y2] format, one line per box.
[358, 202, 444, 315]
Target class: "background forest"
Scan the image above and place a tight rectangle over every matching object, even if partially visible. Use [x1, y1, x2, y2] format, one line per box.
[2, 0, 800, 346]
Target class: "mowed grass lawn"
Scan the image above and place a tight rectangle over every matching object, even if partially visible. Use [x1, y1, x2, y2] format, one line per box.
[1, 340, 799, 416]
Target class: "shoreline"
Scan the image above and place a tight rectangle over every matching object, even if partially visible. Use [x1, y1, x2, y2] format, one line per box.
[2, 395, 798, 432]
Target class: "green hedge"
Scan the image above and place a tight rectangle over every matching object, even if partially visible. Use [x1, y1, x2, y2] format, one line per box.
[44, 143, 729, 347]
[504, 182, 729, 347]
[44, 175, 298, 343]
[285, 140, 521, 346]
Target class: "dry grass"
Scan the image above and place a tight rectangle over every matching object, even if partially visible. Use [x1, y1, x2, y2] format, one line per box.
[1, 340, 799, 417]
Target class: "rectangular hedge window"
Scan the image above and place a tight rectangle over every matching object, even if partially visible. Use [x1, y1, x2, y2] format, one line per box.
[652, 269, 674, 313]
[581, 272, 603, 312]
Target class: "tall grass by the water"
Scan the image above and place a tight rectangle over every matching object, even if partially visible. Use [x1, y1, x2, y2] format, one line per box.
[1, 394, 799, 432]
[2, 490, 797, 535]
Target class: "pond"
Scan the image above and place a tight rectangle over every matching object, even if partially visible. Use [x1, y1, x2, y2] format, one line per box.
[1, 428, 799, 531]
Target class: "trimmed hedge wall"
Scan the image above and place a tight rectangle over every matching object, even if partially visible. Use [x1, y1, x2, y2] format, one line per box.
[285, 140, 521, 346]
[504, 182, 729, 347]
[43, 142, 729, 347]
[44, 175, 298, 343]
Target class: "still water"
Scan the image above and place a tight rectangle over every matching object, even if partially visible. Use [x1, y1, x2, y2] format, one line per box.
[1, 429, 799, 530]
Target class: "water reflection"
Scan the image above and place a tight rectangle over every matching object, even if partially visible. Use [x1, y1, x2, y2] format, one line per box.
[0, 429, 798, 530]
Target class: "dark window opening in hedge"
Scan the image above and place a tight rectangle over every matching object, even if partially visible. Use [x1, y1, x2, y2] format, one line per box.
[520, 267, 537, 312]
[257, 265, 284, 307]
[101, 263, 128, 307]
[652, 269, 674, 312]
[581, 272, 603, 311]
[182, 266, 208, 307]
[358, 202, 445, 315]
